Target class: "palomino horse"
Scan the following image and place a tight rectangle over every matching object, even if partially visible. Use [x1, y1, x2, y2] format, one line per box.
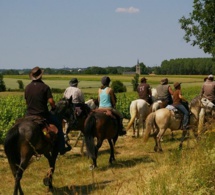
[4, 98, 75, 195]
[127, 88, 158, 137]
[143, 96, 215, 152]
[84, 110, 119, 169]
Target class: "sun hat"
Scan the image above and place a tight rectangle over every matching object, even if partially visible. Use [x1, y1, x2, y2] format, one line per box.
[160, 78, 168, 85]
[101, 76, 111, 86]
[208, 74, 214, 79]
[69, 78, 79, 86]
[29, 66, 44, 80]
[140, 77, 147, 82]
[174, 82, 181, 89]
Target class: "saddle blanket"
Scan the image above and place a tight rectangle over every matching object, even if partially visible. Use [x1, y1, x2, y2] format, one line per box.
[166, 105, 178, 112]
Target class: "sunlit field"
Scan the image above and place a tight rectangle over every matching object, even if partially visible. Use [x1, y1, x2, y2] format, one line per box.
[1, 74, 214, 195]
[3, 74, 206, 94]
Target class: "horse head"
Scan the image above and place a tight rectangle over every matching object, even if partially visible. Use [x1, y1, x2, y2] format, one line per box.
[200, 97, 215, 109]
[54, 97, 75, 121]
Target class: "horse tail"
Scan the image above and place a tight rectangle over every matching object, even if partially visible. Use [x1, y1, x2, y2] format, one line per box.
[84, 114, 96, 159]
[143, 112, 156, 143]
[4, 124, 20, 172]
[126, 101, 137, 130]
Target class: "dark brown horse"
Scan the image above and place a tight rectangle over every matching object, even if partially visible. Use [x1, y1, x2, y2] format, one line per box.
[84, 110, 119, 169]
[63, 99, 98, 153]
[4, 98, 75, 195]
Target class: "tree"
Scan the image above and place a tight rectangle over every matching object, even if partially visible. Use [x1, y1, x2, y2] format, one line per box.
[179, 0, 215, 58]
[17, 80, 24, 90]
[111, 80, 127, 93]
[0, 74, 6, 92]
[131, 74, 139, 92]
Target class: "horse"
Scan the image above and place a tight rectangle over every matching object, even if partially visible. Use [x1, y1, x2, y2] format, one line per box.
[63, 98, 99, 154]
[143, 96, 215, 152]
[84, 110, 119, 169]
[85, 98, 99, 110]
[4, 97, 75, 195]
[126, 88, 158, 137]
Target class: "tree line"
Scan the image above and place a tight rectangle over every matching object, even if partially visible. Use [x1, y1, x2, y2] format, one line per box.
[0, 57, 214, 76]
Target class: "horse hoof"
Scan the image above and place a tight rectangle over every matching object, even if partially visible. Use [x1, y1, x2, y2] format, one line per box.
[43, 177, 51, 186]
[89, 164, 96, 170]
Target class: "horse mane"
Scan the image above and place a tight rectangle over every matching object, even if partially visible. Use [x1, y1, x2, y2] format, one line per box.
[190, 95, 201, 107]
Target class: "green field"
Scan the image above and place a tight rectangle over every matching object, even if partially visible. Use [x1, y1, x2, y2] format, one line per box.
[3, 74, 206, 94]
[0, 74, 215, 194]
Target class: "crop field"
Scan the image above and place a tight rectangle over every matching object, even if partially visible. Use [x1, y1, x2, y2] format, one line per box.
[0, 74, 215, 194]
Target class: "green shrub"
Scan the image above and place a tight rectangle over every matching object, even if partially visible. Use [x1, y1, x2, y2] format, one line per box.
[111, 80, 127, 93]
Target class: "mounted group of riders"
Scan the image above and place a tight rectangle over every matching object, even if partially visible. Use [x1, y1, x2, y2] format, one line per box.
[24, 66, 127, 156]
[23, 66, 215, 156]
[137, 74, 215, 131]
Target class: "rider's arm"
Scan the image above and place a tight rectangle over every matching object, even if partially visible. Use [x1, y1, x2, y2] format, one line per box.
[109, 89, 116, 108]
[178, 90, 187, 102]
[48, 98, 56, 110]
[168, 86, 174, 95]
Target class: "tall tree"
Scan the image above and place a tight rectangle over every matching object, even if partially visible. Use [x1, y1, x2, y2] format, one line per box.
[0, 74, 6, 92]
[179, 0, 215, 58]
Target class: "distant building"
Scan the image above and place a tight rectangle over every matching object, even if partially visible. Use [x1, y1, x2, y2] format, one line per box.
[136, 59, 140, 75]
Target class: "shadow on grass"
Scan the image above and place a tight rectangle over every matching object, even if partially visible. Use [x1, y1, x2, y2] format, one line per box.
[51, 180, 112, 195]
[98, 155, 155, 171]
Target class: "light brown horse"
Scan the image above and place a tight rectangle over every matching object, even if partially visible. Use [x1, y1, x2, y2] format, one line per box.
[143, 96, 215, 151]
[126, 88, 158, 137]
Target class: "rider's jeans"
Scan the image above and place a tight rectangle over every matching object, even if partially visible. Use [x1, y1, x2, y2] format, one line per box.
[174, 104, 189, 129]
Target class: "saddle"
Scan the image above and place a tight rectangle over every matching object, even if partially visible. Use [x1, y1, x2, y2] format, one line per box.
[75, 103, 91, 117]
[94, 108, 116, 119]
[17, 116, 58, 143]
[166, 105, 183, 120]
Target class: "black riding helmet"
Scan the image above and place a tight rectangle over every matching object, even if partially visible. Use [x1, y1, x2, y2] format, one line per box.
[101, 76, 111, 86]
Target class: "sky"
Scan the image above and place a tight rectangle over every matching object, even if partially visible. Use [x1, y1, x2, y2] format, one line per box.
[0, 0, 211, 69]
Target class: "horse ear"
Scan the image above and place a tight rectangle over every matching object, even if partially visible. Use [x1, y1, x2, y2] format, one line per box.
[69, 96, 73, 104]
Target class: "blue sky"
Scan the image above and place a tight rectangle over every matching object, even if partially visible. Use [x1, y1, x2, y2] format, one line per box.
[0, 0, 211, 69]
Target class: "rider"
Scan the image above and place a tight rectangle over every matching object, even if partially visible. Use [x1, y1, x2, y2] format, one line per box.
[137, 77, 152, 104]
[156, 78, 174, 107]
[201, 74, 215, 104]
[64, 78, 86, 115]
[25, 66, 71, 155]
[172, 82, 189, 130]
[98, 76, 126, 136]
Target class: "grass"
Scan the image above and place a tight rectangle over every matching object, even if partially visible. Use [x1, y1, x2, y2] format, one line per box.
[0, 74, 214, 194]
[1, 125, 215, 194]
[2, 74, 206, 95]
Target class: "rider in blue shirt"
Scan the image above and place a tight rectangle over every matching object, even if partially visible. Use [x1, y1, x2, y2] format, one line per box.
[98, 76, 126, 136]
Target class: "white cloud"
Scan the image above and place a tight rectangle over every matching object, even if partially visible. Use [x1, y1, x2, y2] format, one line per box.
[115, 7, 140, 14]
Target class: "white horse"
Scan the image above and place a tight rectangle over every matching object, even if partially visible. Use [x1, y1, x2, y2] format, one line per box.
[126, 88, 158, 137]
[143, 96, 215, 151]
[85, 98, 99, 110]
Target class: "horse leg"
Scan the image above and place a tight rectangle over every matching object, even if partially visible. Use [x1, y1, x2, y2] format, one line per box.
[93, 139, 104, 167]
[14, 153, 33, 195]
[179, 130, 188, 150]
[153, 135, 159, 152]
[108, 139, 115, 164]
[81, 137, 85, 155]
[156, 129, 166, 152]
[43, 149, 58, 191]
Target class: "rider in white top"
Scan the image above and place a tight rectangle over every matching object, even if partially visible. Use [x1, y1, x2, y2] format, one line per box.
[64, 78, 85, 104]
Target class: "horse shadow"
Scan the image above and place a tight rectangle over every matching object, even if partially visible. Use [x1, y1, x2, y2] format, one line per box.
[98, 155, 155, 171]
[50, 180, 112, 195]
